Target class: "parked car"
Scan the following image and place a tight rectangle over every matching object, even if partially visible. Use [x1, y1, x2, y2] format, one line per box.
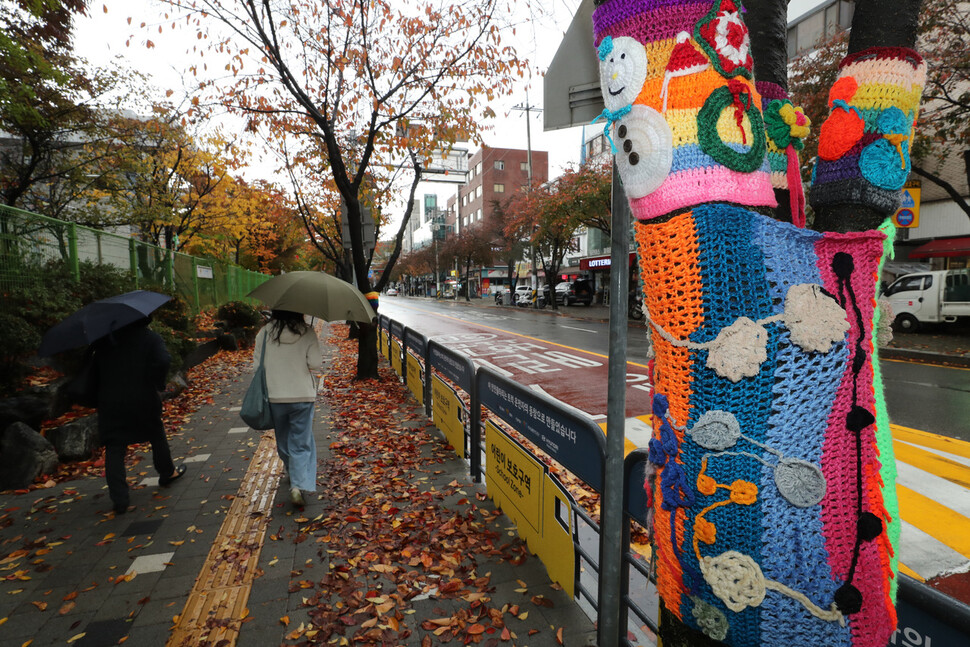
[386, 287, 399, 296]
[555, 279, 594, 306]
[514, 284, 547, 308]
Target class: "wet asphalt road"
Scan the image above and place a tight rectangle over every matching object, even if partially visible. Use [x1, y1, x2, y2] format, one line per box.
[378, 297, 970, 442]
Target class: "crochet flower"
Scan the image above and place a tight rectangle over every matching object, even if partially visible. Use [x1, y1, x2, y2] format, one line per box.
[705, 317, 767, 382]
[764, 99, 811, 150]
[701, 551, 767, 612]
[691, 597, 729, 641]
[783, 283, 849, 353]
[697, 473, 718, 496]
[729, 480, 758, 505]
[695, 517, 717, 544]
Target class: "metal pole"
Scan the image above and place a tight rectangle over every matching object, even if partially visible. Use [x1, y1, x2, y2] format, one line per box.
[67, 223, 80, 282]
[598, 160, 628, 647]
[525, 98, 539, 309]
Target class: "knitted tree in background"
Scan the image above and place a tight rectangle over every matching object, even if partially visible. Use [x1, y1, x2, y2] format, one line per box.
[590, 0, 925, 645]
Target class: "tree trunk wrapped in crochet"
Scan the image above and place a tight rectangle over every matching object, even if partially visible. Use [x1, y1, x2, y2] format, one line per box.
[590, 1, 925, 645]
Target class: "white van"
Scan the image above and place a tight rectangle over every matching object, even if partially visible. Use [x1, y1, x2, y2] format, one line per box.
[883, 268, 970, 332]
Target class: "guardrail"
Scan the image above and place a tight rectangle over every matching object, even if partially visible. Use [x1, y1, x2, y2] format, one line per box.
[375, 314, 970, 647]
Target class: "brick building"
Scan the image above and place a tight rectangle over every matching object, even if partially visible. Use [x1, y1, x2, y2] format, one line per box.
[446, 146, 549, 295]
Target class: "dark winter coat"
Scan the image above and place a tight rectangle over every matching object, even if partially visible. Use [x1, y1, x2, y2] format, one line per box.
[91, 323, 170, 446]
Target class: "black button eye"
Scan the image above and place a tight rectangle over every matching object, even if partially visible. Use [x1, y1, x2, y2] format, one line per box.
[621, 53, 626, 59]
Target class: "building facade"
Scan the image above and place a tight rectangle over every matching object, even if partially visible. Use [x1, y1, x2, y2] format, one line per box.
[448, 146, 549, 296]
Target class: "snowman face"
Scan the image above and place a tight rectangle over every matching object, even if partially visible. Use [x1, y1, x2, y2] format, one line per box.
[598, 36, 648, 112]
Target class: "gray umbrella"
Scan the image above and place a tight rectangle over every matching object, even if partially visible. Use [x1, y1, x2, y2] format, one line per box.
[247, 271, 376, 323]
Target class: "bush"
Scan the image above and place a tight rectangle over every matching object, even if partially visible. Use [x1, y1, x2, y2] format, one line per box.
[217, 301, 264, 329]
[75, 260, 136, 305]
[0, 313, 42, 395]
[153, 292, 192, 333]
[7, 260, 135, 333]
[150, 322, 197, 377]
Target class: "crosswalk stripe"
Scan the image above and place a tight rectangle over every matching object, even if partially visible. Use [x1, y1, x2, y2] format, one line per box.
[896, 483, 970, 560]
[897, 520, 968, 581]
[896, 453, 970, 517]
[895, 438, 970, 469]
[892, 424, 970, 460]
[892, 427, 970, 580]
[893, 440, 970, 489]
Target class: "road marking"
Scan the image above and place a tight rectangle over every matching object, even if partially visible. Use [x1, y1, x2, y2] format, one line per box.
[892, 428, 970, 578]
[561, 325, 598, 333]
[896, 483, 970, 560]
[882, 357, 970, 371]
[893, 424, 970, 459]
[380, 301, 651, 369]
[898, 521, 968, 581]
[894, 440, 970, 488]
[896, 461, 970, 517]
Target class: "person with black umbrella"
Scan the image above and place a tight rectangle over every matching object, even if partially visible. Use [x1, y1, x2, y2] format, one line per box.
[89, 316, 186, 514]
[38, 290, 187, 514]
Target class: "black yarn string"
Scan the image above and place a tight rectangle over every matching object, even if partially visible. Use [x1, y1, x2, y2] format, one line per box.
[832, 251, 873, 615]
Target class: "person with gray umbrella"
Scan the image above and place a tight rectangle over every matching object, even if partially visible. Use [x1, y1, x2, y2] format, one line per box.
[253, 310, 323, 507]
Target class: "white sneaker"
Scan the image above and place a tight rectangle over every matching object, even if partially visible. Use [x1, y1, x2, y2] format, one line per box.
[289, 487, 305, 507]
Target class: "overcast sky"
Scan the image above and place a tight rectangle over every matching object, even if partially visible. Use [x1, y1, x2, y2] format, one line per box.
[72, 0, 824, 235]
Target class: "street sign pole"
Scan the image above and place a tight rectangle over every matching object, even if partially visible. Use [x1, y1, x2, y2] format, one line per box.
[599, 161, 628, 647]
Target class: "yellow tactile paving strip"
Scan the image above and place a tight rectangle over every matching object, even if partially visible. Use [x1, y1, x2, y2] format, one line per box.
[167, 432, 283, 647]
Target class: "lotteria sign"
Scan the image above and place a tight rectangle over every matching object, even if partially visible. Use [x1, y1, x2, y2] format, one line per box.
[579, 252, 636, 271]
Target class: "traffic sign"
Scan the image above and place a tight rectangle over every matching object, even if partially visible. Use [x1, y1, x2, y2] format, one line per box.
[893, 183, 921, 228]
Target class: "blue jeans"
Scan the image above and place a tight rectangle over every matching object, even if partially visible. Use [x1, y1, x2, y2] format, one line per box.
[269, 401, 317, 492]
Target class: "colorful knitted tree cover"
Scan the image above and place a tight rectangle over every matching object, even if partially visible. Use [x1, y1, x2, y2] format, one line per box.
[591, 0, 777, 220]
[635, 207, 898, 647]
[590, 2, 925, 646]
[810, 47, 926, 214]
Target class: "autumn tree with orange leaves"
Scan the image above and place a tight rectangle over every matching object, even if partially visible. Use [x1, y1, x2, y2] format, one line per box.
[503, 171, 601, 310]
[156, 0, 530, 378]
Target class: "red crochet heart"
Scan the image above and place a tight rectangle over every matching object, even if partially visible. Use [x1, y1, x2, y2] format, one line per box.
[818, 108, 865, 161]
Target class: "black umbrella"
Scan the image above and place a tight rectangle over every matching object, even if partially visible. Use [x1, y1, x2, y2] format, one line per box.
[38, 290, 172, 357]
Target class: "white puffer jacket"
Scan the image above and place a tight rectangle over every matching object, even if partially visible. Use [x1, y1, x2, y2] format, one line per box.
[253, 324, 323, 403]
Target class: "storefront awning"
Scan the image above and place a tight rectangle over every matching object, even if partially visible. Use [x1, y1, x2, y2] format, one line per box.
[909, 237, 970, 259]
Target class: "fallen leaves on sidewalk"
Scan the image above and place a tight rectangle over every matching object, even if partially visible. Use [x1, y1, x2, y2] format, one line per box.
[284, 328, 558, 645]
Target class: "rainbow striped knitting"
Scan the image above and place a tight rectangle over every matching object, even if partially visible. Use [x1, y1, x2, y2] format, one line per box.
[810, 47, 926, 215]
[592, 0, 776, 220]
[637, 206, 899, 647]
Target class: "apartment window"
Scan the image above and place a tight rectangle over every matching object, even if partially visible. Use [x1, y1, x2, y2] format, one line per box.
[494, 183, 505, 193]
[475, 162, 482, 175]
[520, 161, 530, 173]
[494, 160, 505, 170]
[475, 185, 482, 199]
[477, 210, 483, 221]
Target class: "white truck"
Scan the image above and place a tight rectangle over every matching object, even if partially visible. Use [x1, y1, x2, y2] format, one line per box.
[883, 268, 970, 332]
